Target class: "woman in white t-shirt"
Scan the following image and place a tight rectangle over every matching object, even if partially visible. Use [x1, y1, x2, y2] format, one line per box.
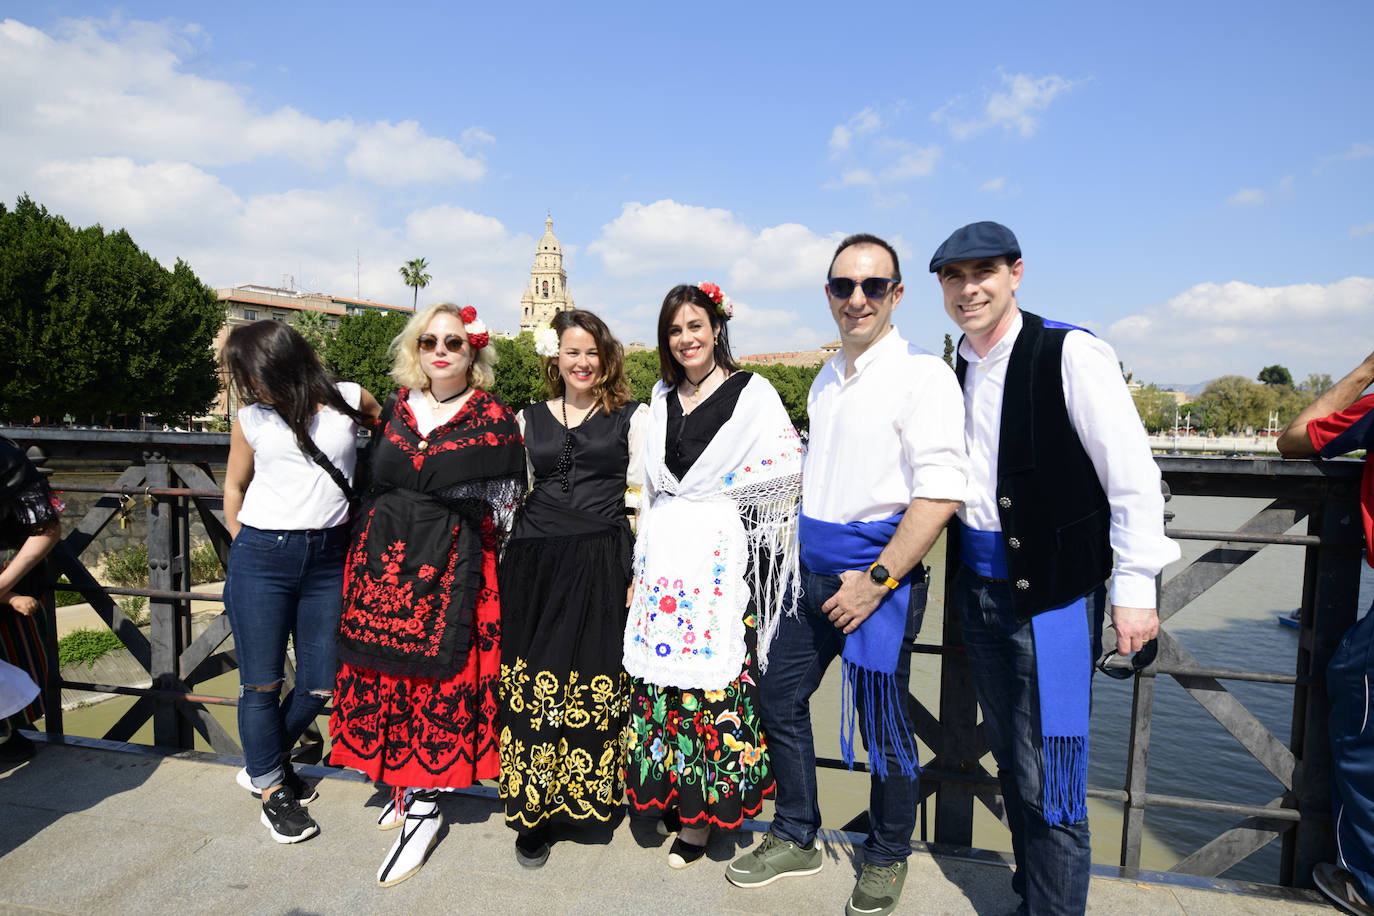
[220, 320, 380, 844]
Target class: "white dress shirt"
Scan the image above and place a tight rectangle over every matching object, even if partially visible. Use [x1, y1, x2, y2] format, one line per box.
[958, 311, 1180, 608]
[804, 328, 968, 524]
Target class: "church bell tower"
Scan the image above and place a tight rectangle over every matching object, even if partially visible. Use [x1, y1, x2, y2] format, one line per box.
[519, 215, 575, 333]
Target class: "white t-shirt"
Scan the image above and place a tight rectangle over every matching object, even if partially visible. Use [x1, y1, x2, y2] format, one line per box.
[237, 382, 362, 530]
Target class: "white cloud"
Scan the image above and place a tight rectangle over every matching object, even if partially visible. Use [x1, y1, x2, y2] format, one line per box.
[1352, 222, 1374, 237]
[881, 145, 940, 181]
[829, 107, 882, 155]
[346, 120, 485, 186]
[1106, 276, 1374, 381]
[979, 177, 1007, 193]
[584, 200, 836, 353]
[831, 168, 876, 188]
[934, 71, 1082, 140]
[1228, 174, 1295, 206]
[587, 200, 755, 276]
[0, 17, 484, 183]
[824, 108, 940, 194]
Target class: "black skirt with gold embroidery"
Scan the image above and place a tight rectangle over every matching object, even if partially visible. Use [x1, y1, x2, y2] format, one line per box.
[497, 512, 632, 829]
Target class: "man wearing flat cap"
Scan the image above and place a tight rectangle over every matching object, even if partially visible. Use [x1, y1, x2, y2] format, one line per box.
[931, 222, 1178, 914]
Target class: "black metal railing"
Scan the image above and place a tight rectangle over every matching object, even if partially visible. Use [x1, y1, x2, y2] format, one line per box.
[8, 429, 1365, 889]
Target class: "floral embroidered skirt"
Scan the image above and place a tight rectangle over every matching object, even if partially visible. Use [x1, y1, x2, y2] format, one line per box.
[624, 613, 774, 829]
[498, 529, 631, 829]
[328, 545, 502, 790]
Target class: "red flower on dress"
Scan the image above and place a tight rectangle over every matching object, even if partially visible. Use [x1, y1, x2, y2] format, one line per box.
[418, 564, 437, 581]
[459, 306, 478, 324]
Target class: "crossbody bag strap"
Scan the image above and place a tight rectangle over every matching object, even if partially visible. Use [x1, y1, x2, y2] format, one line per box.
[300, 434, 358, 506]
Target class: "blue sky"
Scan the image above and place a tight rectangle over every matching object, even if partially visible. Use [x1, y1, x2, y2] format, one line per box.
[3, 2, 1372, 385]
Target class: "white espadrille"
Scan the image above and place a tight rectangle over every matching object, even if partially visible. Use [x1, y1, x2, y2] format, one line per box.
[376, 792, 442, 887]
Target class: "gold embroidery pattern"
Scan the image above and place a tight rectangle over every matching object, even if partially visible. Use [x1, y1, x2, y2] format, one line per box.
[499, 665, 631, 826]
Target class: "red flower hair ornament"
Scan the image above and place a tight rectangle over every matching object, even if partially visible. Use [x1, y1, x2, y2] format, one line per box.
[697, 282, 734, 320]
[459, 306, 489, 349]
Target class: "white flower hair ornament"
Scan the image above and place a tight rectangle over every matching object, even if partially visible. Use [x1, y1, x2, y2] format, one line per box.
[534, 325, 560, 358]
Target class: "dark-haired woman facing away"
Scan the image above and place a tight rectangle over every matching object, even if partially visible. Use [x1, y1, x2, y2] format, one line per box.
[221, 320, 380, 844]
[497, 309, 647, 868]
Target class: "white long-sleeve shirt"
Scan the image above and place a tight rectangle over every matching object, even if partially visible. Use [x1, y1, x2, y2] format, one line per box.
[957, 311, 1180, 608]
[804, 328, 969, 524]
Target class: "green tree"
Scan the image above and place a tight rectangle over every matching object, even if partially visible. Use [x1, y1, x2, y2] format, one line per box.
[624, 349, 661, 404]
[399, 257, 431, 309]
[1191, 375, 1278, 433]
[0, 195, 222, 424]
[323, 310, 409, 398]
[1300, 373, 1333, 397]
[1257, 364, 1293, 387]
[1130, 384, 1180, 433]
[490, 332, 547, 414]
[291, 310, 337, 354]
[942, 333, 955, 368]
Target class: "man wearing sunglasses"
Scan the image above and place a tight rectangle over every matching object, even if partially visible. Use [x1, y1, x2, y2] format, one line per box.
[1277, 348, 1374, 916]
[933, 221, 1178, 915]
[728, 234, 968, 916]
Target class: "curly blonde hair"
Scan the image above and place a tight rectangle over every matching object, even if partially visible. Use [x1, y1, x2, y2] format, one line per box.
[390, 302, 497, 391]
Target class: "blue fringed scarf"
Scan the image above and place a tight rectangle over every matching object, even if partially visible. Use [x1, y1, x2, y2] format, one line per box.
[798, 512, 919, 780]
[960, 523, 1091, 826]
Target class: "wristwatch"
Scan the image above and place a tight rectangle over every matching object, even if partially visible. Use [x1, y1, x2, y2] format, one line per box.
[868, 562, 899, 590]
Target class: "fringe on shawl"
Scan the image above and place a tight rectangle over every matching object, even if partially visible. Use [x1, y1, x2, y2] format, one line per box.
[722, 472, 801, 673]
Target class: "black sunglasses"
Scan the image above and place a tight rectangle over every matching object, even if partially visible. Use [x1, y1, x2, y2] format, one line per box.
[1096, 639, 1159, 680]
[417, 333, 465, 353]
[827, 276, 898, 300]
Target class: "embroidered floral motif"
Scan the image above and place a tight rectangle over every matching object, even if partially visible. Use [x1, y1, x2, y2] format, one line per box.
[499, 665, 630, 826]
[624, 638, 773, 828]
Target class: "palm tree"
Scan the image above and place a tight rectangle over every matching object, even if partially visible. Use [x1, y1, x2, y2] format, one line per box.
[399, 257, 432, 308]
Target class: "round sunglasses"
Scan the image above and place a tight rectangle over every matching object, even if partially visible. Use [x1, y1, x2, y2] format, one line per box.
[417, 333, 466, 353]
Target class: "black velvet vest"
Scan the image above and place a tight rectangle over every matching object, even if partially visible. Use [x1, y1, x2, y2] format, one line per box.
[955, 311, 1112, 619]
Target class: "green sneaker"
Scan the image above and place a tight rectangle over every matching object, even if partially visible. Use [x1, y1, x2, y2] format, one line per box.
[846, 860, 909, 916]
[725, 832, 822, 888]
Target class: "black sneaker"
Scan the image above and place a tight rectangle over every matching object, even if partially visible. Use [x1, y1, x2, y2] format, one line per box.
[237, 764, 319, 804]
[260, 787, 319, 844]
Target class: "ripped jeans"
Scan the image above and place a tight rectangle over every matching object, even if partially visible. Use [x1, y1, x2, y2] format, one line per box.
[224, 524, 349, 791]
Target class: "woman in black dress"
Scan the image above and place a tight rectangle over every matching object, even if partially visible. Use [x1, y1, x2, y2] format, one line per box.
[0, 436, 62, 762]
[622, 283, 803, 868]
[498, 309, 647, 867]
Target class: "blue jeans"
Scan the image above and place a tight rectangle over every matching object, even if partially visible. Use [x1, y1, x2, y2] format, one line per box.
[1329, 598, 1374, 902]
[759, 564, 926, 866]
[953, 565, 1104, 916]
[223, 524, 349, 790]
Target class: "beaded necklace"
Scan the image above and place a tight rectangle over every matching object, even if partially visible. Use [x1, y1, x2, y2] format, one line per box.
[555, 397, 597, 493]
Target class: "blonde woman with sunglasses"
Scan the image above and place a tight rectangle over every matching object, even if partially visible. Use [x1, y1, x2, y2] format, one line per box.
[328, 302, 526, 887]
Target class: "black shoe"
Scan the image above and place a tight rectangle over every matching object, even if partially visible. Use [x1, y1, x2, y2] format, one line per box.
[260, 787, 319, 844]
[282, 762, 319, 805]
[237, 763, 318, 804]
[656, 808, 682, 837]
[668, 836, 707, 869]
[515, 828, 551, 869]
[0, 730, 35, 764]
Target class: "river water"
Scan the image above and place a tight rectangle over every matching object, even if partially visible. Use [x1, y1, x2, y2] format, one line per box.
[42, 494, 1373, 884]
